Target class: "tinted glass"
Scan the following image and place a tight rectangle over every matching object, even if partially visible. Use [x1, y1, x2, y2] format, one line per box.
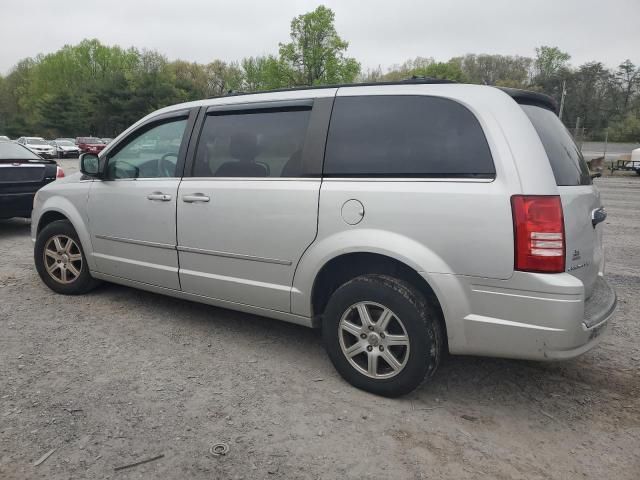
[0, 142, 42, 160]
[27, 138, 47, 145]
[324, 96, 495, 177]
[78, 137, 101, 144]
[106, 118, 187, 179]
[193, 109, 311, 178]
[521, 105, 591, 186]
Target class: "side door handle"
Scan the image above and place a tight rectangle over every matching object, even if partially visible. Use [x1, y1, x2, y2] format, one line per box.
[182, 193, 210, 203]
[147, 192, 172, 201]
[592, 207, 607, 227]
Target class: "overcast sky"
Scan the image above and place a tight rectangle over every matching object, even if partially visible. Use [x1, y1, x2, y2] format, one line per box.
[1, 0, 639, 74]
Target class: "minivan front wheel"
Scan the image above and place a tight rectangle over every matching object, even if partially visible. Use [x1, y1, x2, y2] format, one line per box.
[35, 220, 100, 295]
[323, 274, 443, 397]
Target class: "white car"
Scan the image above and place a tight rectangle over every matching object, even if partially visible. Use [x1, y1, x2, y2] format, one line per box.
[16, 137, 56, 158]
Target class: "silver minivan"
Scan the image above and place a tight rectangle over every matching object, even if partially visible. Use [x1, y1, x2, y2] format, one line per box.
[32, 80, 616, 396]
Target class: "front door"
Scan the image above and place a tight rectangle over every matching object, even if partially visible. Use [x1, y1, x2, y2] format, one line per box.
[177, 98, 331, 312]
[88, 111, 195, 289]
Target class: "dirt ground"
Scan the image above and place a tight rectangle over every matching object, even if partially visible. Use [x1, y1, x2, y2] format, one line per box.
[1, 170, 639, 479]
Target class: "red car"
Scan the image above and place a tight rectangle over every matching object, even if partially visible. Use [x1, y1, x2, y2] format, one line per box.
[76, 137, 106, 154]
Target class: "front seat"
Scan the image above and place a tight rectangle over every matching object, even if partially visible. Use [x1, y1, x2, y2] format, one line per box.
[215, 133, 268, 177]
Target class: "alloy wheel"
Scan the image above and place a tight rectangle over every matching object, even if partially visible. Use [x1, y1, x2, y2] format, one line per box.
[43, 235, 82, 284]
[338, 301, 410, 379]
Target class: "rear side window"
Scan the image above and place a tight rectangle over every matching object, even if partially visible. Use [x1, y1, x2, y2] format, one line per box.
[323, 95, 495, 177]
[193, 108, 311, 178]
[521, 105, 591, 186]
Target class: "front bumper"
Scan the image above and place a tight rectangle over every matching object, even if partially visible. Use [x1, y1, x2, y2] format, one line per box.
[432, 272, 617, 361]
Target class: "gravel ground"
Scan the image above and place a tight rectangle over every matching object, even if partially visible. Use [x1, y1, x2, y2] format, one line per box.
[1, 172, 639, 479]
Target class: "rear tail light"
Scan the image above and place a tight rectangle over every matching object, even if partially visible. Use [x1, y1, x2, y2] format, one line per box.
[56, 166, 65, 178]
[511, 195, 565, 273]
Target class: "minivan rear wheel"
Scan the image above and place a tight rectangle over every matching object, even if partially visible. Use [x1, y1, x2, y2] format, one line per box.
[322, 274, 443, 397]
[34, 220, 100, 295]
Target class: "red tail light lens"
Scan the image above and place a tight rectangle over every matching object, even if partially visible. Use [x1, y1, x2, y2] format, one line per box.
[511, 195, 565, 273]
[56, 166, 65, 178]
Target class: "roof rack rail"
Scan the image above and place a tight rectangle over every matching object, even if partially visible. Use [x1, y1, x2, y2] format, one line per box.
[210, 80, 559, 114]
[210, 77, 457, 99]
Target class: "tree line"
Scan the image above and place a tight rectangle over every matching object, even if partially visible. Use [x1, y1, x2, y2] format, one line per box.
[0, 5, 638, 142]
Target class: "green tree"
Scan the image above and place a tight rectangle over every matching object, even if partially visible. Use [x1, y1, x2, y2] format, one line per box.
[615, 59, 640, 114]
[242, 55, 290, 91]
[452, 54, 532, 87]
[534, 46, 571, 82]
[278, 5, 360, 86]
[412, 62, 466, 82]
[608, 113, 640, 142]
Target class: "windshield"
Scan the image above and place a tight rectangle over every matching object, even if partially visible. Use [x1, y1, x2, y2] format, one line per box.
[79, 137, 101, 144]
[521, 105, 591, 186]
[0, 142, 42, 160]
[27, 138, 47, 145]
[57, 140, 74, 146]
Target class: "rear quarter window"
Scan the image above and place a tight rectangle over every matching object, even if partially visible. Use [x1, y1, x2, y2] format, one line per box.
[521, 105, 592, 186]
[323, 95, 495, 178]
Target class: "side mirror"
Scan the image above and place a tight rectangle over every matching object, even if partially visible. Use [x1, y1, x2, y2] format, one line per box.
[80, 153, 100, 177]
[590, 172, 602, 179]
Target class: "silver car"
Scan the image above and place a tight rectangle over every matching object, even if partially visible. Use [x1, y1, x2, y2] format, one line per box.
[31, 81, 616, 396]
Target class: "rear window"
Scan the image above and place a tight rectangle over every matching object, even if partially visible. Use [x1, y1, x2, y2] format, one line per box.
[78, 137, 101, 144]
[323, 95, 495, 178]
[521, 105, 591, 186]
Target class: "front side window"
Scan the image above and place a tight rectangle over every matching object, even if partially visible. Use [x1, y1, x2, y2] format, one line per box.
[106, 118, 187, 179]
[324, 95, 495, 178]
[193, 108, 311, 178]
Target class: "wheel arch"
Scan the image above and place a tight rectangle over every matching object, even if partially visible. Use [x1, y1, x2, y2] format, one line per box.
[310, 251, 447, 337]
[37, 210, 69, 235]
[35, 198, 95, 271]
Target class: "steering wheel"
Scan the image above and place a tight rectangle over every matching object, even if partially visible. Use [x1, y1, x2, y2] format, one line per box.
[159, 153, 178, 177]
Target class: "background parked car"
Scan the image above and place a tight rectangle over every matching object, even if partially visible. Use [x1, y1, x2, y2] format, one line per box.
[16, 137, 56, 158]
[0, 141, 63, 219]
[0, 135, 10, 142]
[101, 138, 114, 145]
[49, 139, 81, 158]
[76, 137, 106, 154]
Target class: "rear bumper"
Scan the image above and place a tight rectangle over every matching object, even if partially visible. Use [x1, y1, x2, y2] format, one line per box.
[429, 272, 616, 361]
[0, 192, 36, 218]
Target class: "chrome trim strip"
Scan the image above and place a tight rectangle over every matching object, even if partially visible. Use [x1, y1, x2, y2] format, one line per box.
[177, 245, 292, 265]
[95, 234, 175, 250]
[464, 314, 565, 332]
[179, 177, 320, 182]
[0, 163, 46, 168]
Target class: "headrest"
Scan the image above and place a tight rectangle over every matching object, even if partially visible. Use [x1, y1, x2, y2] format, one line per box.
[230, 132, 259, 162]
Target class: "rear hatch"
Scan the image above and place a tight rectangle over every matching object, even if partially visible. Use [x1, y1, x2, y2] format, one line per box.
[0, 156, 56, 194]
[521, 105, 602, 297]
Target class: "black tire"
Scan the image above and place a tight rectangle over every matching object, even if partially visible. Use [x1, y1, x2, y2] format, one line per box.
[34, 219, 100, 295]
[322, 274, 443, 397]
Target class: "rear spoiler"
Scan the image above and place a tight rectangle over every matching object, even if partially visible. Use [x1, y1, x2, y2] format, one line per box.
[497, 87, 558, 114]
